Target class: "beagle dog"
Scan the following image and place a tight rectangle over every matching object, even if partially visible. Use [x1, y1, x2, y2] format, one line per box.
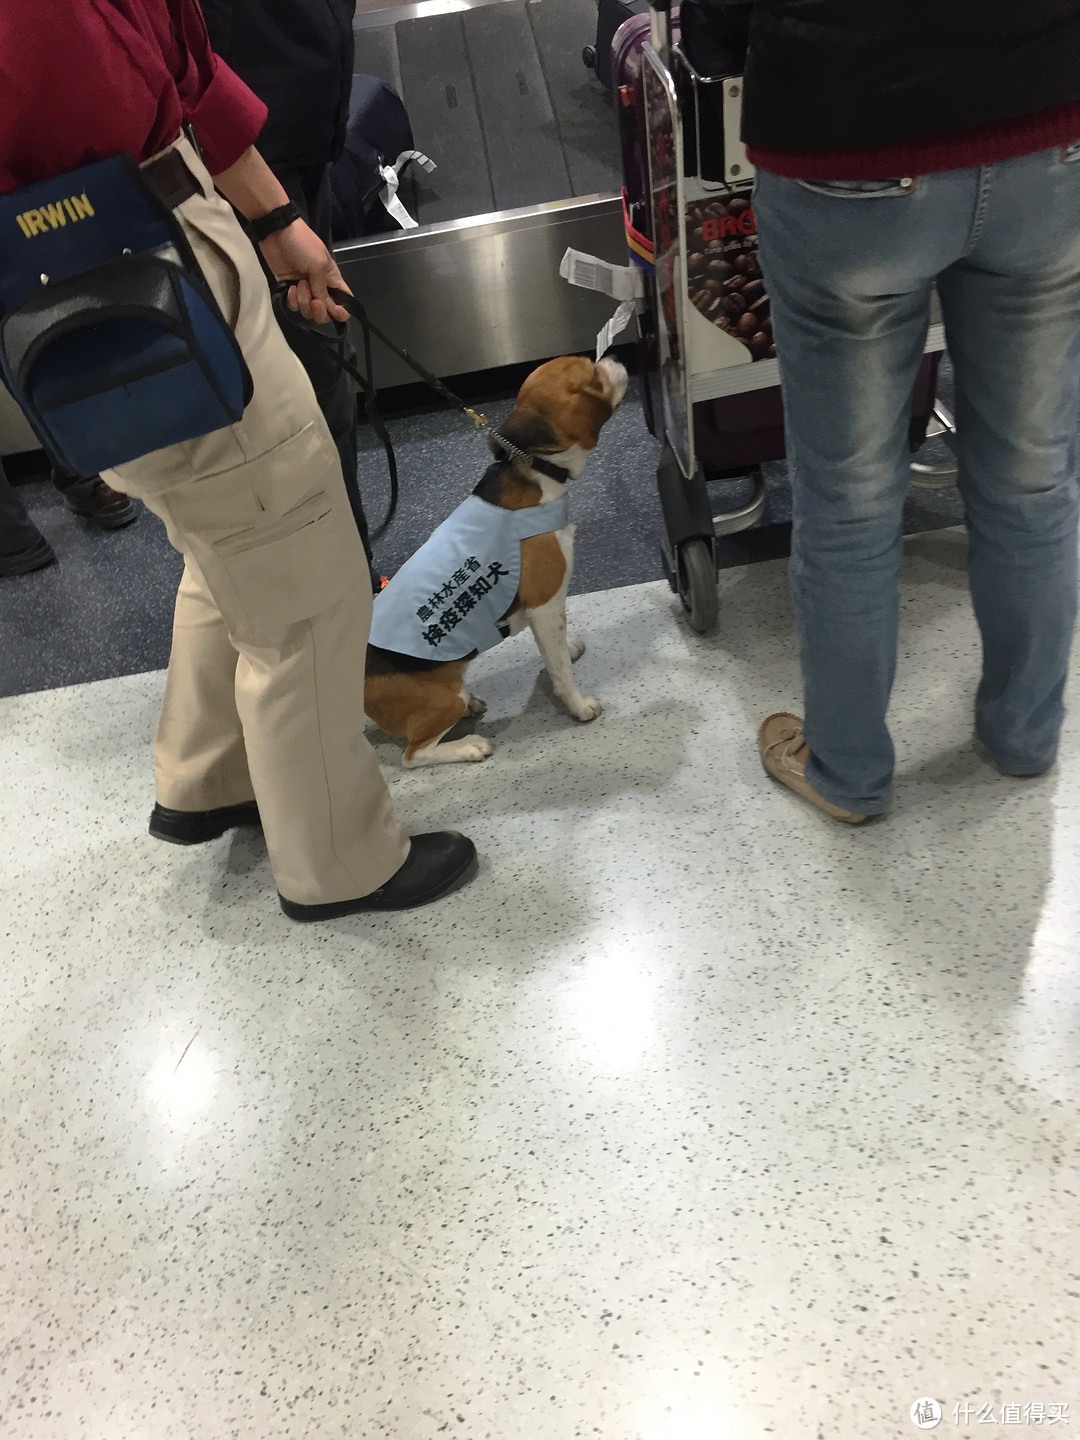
[365, 353, 628, 765]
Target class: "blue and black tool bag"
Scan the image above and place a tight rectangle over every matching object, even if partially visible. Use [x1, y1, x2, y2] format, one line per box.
[0, 154, 252, 476]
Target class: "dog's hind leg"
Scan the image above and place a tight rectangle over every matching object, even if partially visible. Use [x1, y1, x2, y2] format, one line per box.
[405, 731, 494, 766]
[403, 685, 493, 766]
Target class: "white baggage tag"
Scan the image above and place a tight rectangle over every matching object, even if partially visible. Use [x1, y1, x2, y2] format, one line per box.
[596, 298, 639, 359]
[379, 150, 436, 230]
[560, 248, 643, 302]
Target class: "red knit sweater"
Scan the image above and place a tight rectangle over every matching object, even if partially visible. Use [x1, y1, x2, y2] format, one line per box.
[747, 102, 1080, 180]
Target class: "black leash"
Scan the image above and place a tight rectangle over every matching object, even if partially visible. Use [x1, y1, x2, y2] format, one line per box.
[272, 284, 570, 542]
[271, 284, 400, 540]
[327, 285, 494, 433]
[327, 287, 572, 482]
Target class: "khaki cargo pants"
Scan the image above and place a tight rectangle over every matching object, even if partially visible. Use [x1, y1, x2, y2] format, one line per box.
[108, 137, 409, 906]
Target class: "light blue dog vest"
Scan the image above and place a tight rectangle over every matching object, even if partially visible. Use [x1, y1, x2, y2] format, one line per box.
[369, 493, 569, 660]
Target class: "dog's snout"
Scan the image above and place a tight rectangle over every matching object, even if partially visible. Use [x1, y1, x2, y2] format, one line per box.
[597, 356, 629, 409]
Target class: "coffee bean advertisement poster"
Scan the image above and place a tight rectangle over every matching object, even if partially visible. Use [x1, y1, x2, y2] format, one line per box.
[685, 188, 775, 368]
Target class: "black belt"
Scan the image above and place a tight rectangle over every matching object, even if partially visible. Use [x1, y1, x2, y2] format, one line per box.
[141, 147, 200, 211]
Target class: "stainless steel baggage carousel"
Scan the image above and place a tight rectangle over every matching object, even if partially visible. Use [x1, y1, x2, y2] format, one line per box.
[339, 0, 628, 386]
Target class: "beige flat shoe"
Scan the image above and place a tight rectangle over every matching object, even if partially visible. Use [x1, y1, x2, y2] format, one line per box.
[757, 713, 868, 824]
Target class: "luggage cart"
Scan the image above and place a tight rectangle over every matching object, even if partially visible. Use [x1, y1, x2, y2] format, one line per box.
[621, 0, 948, 632]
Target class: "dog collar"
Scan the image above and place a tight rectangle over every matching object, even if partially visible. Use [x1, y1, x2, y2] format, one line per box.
[490, 430, 572, 484]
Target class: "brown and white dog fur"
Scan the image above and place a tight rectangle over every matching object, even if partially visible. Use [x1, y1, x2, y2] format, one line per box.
[364, 354, 628, 765]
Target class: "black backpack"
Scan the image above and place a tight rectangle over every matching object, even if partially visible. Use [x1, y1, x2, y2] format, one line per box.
[330, 75, 419, 239]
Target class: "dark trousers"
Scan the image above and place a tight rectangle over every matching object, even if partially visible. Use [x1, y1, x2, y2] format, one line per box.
[273, 163, 371, 562]
[0, 457, 40, 555]
[0, 457, 99, 557]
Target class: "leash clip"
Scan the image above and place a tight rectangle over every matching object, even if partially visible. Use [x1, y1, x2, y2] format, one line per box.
[464, 406, 489, 431]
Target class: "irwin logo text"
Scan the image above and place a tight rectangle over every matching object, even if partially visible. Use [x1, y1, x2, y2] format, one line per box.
[16, 194, 96, 238]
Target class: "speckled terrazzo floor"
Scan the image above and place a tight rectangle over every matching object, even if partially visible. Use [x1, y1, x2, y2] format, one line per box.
[2, 533, 1078, 1440]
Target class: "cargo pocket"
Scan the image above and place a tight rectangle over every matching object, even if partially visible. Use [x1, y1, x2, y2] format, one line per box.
[201, 420, 371, 639]
[212, 489, 363, 641]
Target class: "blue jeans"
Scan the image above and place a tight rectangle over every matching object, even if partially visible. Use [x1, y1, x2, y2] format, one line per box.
[754, 148, 1080, 812]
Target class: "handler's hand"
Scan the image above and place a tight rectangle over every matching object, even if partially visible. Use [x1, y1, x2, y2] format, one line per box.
[258, 220, 351, 324]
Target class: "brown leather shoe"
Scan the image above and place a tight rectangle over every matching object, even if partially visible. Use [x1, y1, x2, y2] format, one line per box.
[62, 478, 138, 529]
[757, 713, 868, 824]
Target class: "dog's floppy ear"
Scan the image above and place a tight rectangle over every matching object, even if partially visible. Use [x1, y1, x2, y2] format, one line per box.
[562, 377, 615, 450]
[490, 408, 560, 458]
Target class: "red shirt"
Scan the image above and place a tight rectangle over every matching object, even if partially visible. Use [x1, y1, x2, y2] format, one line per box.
[0, 0, 268, 194]
[747, 102, 1080, 182]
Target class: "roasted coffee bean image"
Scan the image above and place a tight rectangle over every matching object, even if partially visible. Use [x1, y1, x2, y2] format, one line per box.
[683, 195, 774, 361]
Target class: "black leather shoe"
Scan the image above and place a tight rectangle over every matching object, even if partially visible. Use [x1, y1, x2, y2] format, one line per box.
[0, 536, 56, 576]
[279, 831, 478, 921]
[149, 800, 261, 845]
[62, 478, 138, 529]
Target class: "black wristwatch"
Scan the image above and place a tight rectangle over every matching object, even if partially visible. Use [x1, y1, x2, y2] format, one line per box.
[247, 201, 303, 243]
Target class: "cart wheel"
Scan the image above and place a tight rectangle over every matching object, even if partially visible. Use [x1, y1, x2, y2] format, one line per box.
[677, 538, 718, 634]
[582, 45, 597, 70]
[660, 539, 678, 593]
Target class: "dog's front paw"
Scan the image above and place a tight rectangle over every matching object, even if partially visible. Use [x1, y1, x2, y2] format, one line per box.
[567, 636, 585, 662]
[570, 695, 603, 723]
[466, 693, 487, 716]
[461, 736, 494, 762]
